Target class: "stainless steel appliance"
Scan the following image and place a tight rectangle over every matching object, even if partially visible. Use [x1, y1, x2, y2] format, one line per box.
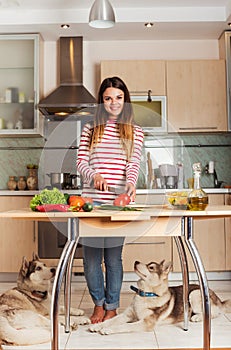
[131, 94, 167, 133]
[159, 163, 178, 189]
[38, 36, 97, 116]
[39, 119, 82, 189]
[47, 172, 72, 189]
[37, 37, 97, 259]
[38, 221, 82, 259]
[38, 119, 83, 258]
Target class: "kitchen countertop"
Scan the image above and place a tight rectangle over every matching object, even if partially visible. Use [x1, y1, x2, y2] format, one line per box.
[1, 205, 231, 218]
[0, 188, 230, 196]
[136, 188, 231, 194]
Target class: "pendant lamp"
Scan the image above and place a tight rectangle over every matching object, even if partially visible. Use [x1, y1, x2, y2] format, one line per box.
[89, 0, 115, 28]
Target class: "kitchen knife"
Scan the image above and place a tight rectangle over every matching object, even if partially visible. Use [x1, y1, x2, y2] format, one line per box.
[90, 180, 126, 194]
[107, 185, 126, 194]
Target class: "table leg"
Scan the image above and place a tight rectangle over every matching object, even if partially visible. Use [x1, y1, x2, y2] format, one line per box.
[184, 216, 211, 350]
[174, 228, 189, 331]
[64, 219, 80, 332]
[51, 218, 78, 350]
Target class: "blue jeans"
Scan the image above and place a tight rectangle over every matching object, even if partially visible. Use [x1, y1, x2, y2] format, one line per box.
[82, 237, 124, 310]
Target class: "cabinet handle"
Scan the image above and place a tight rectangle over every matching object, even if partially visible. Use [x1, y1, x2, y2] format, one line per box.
[127, 242, 165, 245]
[33, 222, 36, 243]
[179, 127, 218, 130]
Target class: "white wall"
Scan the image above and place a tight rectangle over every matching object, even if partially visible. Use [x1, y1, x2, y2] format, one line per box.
[43, 39, 219, 98]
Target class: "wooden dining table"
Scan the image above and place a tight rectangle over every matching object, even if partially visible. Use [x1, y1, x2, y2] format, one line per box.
[0, 204, 231, 350]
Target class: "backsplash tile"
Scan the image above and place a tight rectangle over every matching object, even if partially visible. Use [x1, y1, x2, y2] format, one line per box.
[181, 134, 231, 188]
[0, 133, 231, 190]
[138, 133, 231, 189]
[0, 137, 44, 190]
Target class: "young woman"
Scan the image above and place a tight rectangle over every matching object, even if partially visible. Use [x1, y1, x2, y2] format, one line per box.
[77, 76, 144, 323]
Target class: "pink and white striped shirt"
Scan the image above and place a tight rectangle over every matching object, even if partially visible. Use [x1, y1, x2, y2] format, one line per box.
[77, 120, 144, 203]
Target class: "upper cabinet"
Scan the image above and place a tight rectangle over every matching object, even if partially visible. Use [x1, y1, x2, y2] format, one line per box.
[101, 60, 166, 95]
[166, 60, 227, 132]
[0, 34, 43, 136]
[101, 59, 228, 133]
[219, 31, 231, 131]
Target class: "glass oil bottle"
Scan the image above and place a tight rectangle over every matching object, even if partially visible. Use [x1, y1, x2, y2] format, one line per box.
[188, 162, 208, 211]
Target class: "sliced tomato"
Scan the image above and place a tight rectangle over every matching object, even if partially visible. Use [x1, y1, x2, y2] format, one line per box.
[82, 197, 93, 204]
[113, 193, 131, 207]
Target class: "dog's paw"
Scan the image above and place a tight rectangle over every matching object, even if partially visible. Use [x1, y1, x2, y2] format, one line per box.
[74, 316, 91, 325]
[70, 307, 85, 316]
[191, 313, 203, 322]
[99, 327, 114, 335]
[88, 323, 103, 333]
[71, 322, 78, 331]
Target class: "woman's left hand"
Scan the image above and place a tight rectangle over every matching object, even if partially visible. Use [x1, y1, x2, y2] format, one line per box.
[125, 183, 136, 202]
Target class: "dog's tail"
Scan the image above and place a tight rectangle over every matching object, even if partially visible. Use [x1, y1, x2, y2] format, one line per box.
[222, 299, 231, 313]
[0, 316, 51, 346]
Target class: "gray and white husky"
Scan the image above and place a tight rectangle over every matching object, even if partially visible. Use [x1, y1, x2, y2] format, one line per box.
[0, 253, 90, 346]
[90, 260, 231, 335]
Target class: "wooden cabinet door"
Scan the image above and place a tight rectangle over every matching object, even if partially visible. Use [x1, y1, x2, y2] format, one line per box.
[0, 196, 37, 272]
[123, 236, 171, 272]
[166, 60, 227, 132]
[101, 60, 166, 95]
[173, 194, 226, 272]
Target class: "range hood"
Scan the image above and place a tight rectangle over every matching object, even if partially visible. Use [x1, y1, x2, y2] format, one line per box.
[38, 37, 97, 117]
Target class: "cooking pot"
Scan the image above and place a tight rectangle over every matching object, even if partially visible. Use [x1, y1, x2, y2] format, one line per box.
[47, 172, 71, 189]
[70, 174, 81, 189]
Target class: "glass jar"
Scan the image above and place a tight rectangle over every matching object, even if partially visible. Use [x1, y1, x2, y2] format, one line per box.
[17, 176, 27, 190]
[188, 163, 208, 211]
[7, 176, 17, 191]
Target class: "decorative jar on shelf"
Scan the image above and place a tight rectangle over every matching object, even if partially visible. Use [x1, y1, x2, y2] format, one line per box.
[17, 176, 27, 190]
[26, 169, 38, 190]
[7, 176, 17, 191]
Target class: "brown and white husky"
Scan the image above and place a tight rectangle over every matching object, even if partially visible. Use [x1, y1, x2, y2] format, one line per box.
[0, 253, 90, 346]
[89, 260, 231, 335]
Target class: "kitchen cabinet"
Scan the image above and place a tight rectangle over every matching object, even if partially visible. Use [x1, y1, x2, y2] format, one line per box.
[225, 194, 231, 270]
[173, 194, 226, 272]
[101, 60, 166, 95]
[101, 59, 227, 133]
[122, 193, 170, 272]
[0, 196, 37, 272]
[166, 60, 227, 132]
[219, 31, 231, 131]
[0, 34, 43, 136]
[122, 236, 171, 272]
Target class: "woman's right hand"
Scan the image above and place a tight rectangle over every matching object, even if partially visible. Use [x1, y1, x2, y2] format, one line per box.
[93, 173, 108, 191]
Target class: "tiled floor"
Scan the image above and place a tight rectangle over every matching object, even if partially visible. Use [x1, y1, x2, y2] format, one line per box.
[0, 279, 231, 349]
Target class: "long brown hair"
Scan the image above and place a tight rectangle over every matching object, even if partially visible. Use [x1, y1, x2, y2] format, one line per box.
[90, 76, 135, 159]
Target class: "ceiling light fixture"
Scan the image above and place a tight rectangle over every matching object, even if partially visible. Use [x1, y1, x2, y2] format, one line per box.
[89, 0, 115, 29]
[61, 24, 70, 29]
[145, 22, 153, 28]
